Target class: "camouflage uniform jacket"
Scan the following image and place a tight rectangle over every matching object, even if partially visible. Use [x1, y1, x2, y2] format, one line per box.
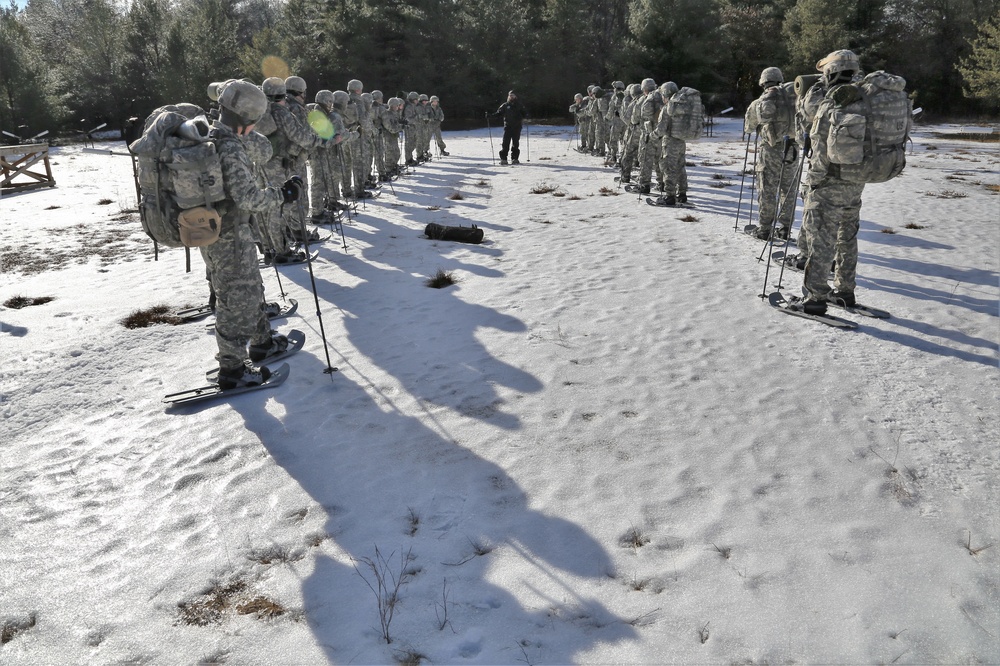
[403, 101, 420, 127]
[285, 96, 322, 158]
[213, 123, 284, 221]
[268, 102, 321, 162]
[382, 107, 404, 135]
[430, 105, 444, 123]
[348, 92, 369, 136]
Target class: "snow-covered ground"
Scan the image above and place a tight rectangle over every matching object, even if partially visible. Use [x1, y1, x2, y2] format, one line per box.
[1, 119, 998, 664]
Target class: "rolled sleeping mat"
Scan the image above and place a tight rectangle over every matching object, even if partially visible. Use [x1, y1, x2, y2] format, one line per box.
[794, 74, 822, 97]
[424, 223, 484, 244]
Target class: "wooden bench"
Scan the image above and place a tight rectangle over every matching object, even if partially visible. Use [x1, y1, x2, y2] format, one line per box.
[1, 144, 56, 194]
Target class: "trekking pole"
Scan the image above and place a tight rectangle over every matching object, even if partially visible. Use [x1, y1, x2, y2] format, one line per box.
[294, 193, 337, 376]
[526, 122, 530, 162]
[485, 112, 496, 165]
[733, 130, 754, 232]
[745, 128, 760, 231]
[772, 142, 808, 291]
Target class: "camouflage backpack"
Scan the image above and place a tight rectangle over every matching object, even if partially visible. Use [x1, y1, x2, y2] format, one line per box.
[758, 82, 797, 147]
[129, 107, 226, 248]
[667, 87, 704, 141]
[824, 71, 911, 184]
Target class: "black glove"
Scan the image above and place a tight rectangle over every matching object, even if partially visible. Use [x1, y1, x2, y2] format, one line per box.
[400, 119, 409, 127]
[802, 131, 812, 158]
[281, 177, 301, 204]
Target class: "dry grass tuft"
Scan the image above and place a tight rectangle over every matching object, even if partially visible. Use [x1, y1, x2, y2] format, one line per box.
[881, 228, 897, 235]
[446, 192, 465, 200]
[986, 184, 1000, 194]
[425, 205, 441, 211]
[928, 189, 968, 199]
[598, 187, 618, 196]
[394, 648, 429, 665]
[426, 269, 458, 289]
[97, 198, 113, 205]
[4, 295, 55, 309]
[121, 304, 183, 328]
[236, 596, 287, 619]
[531, 182, 558, 194]
[679, 214, 699, 222]
[619, 526, 650, 551]
[904, 222, 926, 230]
[1, 613, 37, 645]
[45, 205, 61, 210]
[567, 194, 582, 200]
[177, 579, 250, 626]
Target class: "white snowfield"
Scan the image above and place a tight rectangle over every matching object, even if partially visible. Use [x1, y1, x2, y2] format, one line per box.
[1, 119, 997, 664]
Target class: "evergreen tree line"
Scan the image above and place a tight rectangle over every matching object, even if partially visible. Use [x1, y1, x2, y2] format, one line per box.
[2, 0, 998, 140]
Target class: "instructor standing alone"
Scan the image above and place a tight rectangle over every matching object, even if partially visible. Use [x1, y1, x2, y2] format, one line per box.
[493, 91, 528, 165]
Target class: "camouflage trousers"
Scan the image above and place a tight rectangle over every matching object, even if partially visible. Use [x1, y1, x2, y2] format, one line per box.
[309, 146, 339, 213]
[384, 132, 402, 170]
[594, 119, 608, 156]
[659, 136, 687, 197]
[579, 118, 593, 150]
[430, 123, 446, 151]
[372, 131, 386, 177]
[292, 155, 310, 222]
[262, 161, 293, 253]
[201, 219, 270, 372]
[608, 117, 626, 161]
[755, 142, 798, 229]
[341, 135, 359, 196]
[800, 179, 864, 300]
[404, 128, 417, 162]
[637, 133, 662, 188]
[353, 134, 374, 195]
[619, 126, 641, 178]
[419, 121, 432, 155]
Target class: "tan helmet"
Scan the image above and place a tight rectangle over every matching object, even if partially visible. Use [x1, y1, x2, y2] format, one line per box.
[315, 89, 335, 109]
[430, 95, 439, 103]
[759, 67, 784, 86]
[284, 76, 307, 96]
[371, 90, 383, 101]
[218, 80, 268, 126]
[262, 77, 286, 97]
[332, 90, 349, 109]
[816, 50, 860, 77]
[347, 79, 363, 93]
[641, 78, 657, 93]
[660, 81, 678, 97]
[407, 91, 419, 101]
[613, 80, 625, 91]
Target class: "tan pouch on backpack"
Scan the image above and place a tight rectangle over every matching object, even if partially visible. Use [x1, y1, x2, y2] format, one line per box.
[177, 206, 222, 247]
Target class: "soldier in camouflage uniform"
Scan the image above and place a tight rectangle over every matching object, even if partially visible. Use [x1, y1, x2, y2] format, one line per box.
[382, 97, 405, 174]
[593, 86, 611, 158]
[309, 89, 345, 219]
[653, 81, 689, 205]
[577, 89, 593, 153]
[205, 80, 301, 389]
[347, 80, 375, 198]
[284, 76, 323, 238]
[415, 94, 431, 161]
[334, 89, 359, 198]
[618, 83, 643, 184]
[750, 67, 798, 240]
[403, 91, 421, 165]
[429, 95, 448, 156]
[259, 77, 321, 261]
[636, 78, 663, 194]
[797, 49, 866, 315]
[569, 93, 585, 148]
[370, 90, 388, 180]
[607, 81, 627, 165]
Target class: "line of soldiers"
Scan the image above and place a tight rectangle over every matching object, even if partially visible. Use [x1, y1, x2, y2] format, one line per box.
[253, 76, 449, 263]
[570, 79, 692, 206]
